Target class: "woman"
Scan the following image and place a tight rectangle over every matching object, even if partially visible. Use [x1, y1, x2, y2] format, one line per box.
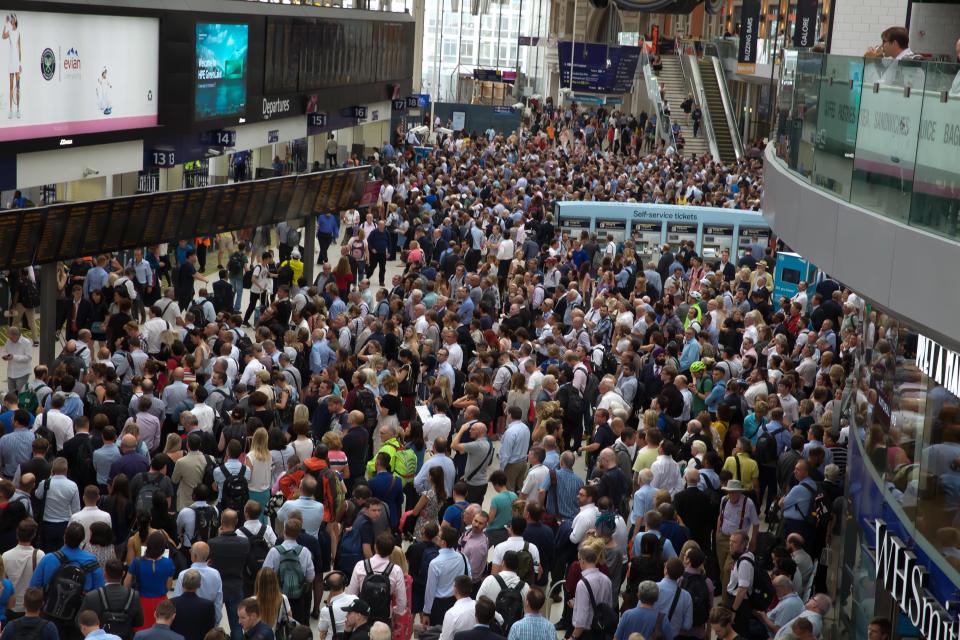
[505, 372, 531, 424]
[268, 427, 295, 487]
[273, 372, 296, 431]
[99, 473, 135, 547]
[389, 547, 413, 640]
[322, 431, 349, 479]
[89, 288, 109, 344]
[396, 349, 419, 417]
[125, 531, 176, 630]
[290, 420, 314, 463]
[84, 521, 117, 568]
[377, 375, 403, 430]
[162, 434, 185, 476]
[708, 606, 743, 640]
[410, 466, 445, 541]
[246, 427, 274, 515]
[333, 257, 354, 299]
[405, 240, 424, 271]
[347, 229, 368, 285]
[253, 567, 293, 629]
[125, 512, 176, 563]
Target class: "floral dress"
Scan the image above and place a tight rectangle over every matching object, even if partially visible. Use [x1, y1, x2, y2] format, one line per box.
[411, 489, 440, 541]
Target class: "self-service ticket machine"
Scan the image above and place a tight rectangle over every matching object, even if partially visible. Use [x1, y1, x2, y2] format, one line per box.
[701, 225, 734, 261]
[666, 223, 697, 251]
[631, 221, 663, 261]
[597, 219, 627, 243]
[738, 226, 770, 256]
[560, 216, 591, 239]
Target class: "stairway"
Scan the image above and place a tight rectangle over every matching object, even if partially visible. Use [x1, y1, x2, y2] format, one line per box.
[651, 56, 711, 158]
[697, 58, 738, 163]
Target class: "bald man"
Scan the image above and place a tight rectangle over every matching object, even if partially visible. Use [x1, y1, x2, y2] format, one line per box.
[342, 409, 369, 491]
[108, 433, 148, 482]
[172, 541, 224, 625]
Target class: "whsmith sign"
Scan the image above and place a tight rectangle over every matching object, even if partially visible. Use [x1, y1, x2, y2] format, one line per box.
[875, 519, 960, 639]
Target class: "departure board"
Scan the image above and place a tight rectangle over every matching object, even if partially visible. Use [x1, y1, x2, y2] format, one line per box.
[313, 172, 335, 213]
[247, 181, 268, 228]
[101, 199, 129, 254]
[81, 202, 111, 256]
[212, 185, 236, 234]
[339, 171, 362, 210]
[326, 172, 348, 214]
[349, 170, 367, 208]
[143, 193, 170, 246]
[10, 208, 45, 268]
[36, 206, 67, 264]
[231, 182, 252, 229]
[296, 173, 323, 219]
[122, 196, 152, 249]
[286, 176, 309, 221]
[259, 179, 282, 226]
[163, 191, 188, 243]
[61, 204, 90, 261]
[179, 189, 205, 239]
[272, 177, 296, 224]
[0, 212, 18, 270]
[195, 188, 222, 236]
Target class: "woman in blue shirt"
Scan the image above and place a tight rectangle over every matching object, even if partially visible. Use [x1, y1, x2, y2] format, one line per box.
[124, 531, 176, 631]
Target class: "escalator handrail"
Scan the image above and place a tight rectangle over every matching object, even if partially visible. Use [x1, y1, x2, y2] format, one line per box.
[684, 55, 722, 161]
[709, 55, 744, 160]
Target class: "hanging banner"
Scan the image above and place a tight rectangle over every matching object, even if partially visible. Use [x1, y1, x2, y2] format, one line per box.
[737, 0, 761, 73]
[793, 0, 818, 48]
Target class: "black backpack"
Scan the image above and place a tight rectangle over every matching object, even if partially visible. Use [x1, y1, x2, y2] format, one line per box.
[19, 278, 40, 308]
[356, 388, 379, 432]
[97, 587, 136, 640]
[580, 577, 619, 639]
[679, 572, 711, 627]
[701, 473, 723, 513]
[359, 559, 393, 622]
[755, 424, 786, 466]
[41, 551, 100, 622]
[277, 263, 295, 288]
[136, 473, 164, 515]
[736, 555, 775, 610]
[493, 575, 525, 633]
[240, 525, 271, 586]
[218, 463, 250, 512]
[191, 505, 220, 543]
[188, 298, 211, 324]
[228, 252, 245, 277]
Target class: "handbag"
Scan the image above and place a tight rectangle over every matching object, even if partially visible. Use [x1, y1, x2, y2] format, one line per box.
[275, 598, 298, 640]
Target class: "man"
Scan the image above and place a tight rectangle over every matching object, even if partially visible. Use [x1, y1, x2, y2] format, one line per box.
[570, 485, 600, 546]
[756, 575, 805, 637]
[0, 588, 58, 640]
[3, 518, 44, 619]
[727, 530, 756, 636]
[237, 598, 274, 640]
[412, 436, 455, 497]
[263, 518, 315, 623]
[318, 569, 358, 640]
[491, 517, 541, 581]
[452, 596, 505, 640]
[500, 407, 530, 492]
[171, 542, 224, 625]
[78, 611, 122, 640]
[33, 457, 81, 552]
[519, 447, 550, 508]
[779, 461, 818, 543]
[452, 415, 494, 504]
[276, 475, 325, 538]
[2, 326, 32, 393]
[786, 533, 815, 600]
[440, 575, 482, 640]
[69, 485, 112, 545]
[867, 617, 892, 640]
[80, 559, 144, 640]
[651, 439, 683, 497]
[613, 581, 673, 640]
[208, 509, 251, 640]
[422, 401, 453, 452]
[171, 433, 212, 511]
[132, 599, 182, 640]
[343, 600, 374, 640]
[654, 558, 692, 638]
[540, 451, 583, 524]
[169, 570, 217, 640]
[505, 589, 554, 640]
[0, 409, 35, 480]
[422, 527, 470, 625]
[368, 452, 404, 529]
[572, 546, 614, 640]
[42, 395, 74, 454]
[108, 435, 149, 483]
[477, 549, 531, 604]
[772, 594, 831, 640]
[716, 480, 759, 595]
[673, 469, 714, 554]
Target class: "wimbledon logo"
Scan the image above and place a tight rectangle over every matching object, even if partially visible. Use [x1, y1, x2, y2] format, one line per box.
[41, 47, 56, 81]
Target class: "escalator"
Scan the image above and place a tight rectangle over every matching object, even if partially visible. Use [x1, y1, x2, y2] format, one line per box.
[698, 58, 738, 163]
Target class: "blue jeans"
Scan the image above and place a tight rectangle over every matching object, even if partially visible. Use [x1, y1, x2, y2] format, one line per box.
[230, 277, 243, 312]
[224, 595, 243, 640]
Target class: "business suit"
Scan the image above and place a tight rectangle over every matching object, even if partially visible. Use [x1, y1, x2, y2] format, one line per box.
[134, 624, 185, 640]
[208, 531, 251, 640]
[453, 625, 507, 640]
[170, 592, 218, 640]
[65, 297, 93, 340]
[80, 583, 144, 640]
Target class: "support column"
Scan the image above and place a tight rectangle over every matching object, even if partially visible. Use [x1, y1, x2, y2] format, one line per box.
[304, 214, 316, 285]
[39, 263, 57, 366]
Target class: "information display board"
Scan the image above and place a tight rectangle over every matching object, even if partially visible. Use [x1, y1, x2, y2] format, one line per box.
[326, 172, 348, 215]
[36, 206, 67, 264]
[162, 192, 188, 243]
[557, 41, 640, 94]
[102, 199, 129, 254]
[180, 190, 205, 239]
[343, 171, 366, 210]
[0, 212, 19, 270]
[60, 204, 90, 261]
[82, 202, 111, 256]
[143, 194, 170, 246]
[258, 179, 281, 226]
[273, 177, 297, 224]
[122, 196, 153, 250]
[11, 209, 45, 268]
[195, 188, 222, 236]
[286, 177, 309, 222]
[247, 180, 268, 226]
[298, 173, 323, 218]
[232, 182, 253, 229]
[213, 185, 236, 234]
[313, 172, 335, 213]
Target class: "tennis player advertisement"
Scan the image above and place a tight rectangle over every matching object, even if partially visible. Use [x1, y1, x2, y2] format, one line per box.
[0, 10, 159, 142]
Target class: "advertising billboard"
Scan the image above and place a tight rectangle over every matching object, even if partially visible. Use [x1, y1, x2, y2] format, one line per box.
[0, 11, 158, 143]
[195, 22, 248, 120]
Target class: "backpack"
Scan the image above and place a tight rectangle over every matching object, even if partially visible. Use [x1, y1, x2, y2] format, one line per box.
[628, 534, 664, 591]
[12, 618, 51, 640]
[97, 587, 136, 640]
[515, 542, 536, 585]
[755, 424, 786, 466]
[190, 505, 220, 543]
[701, 473, 722, 514]
[581, 371, 600, 413]
[218, 463, 250, 512]
[356, 388, 378, 431]
[20, 278, 40, 308]
[277, 263, 295, 288]
[580, 577, 619, 639]
[679, 572, 711, 627]
[188, 299, 211, 324]
[240, 525, 271, 586]
[336, 513, 369, 575]
[41, 551, 100, 622]
[393, 444, 418, 486]
[73, 435, 97, 489]
[798, 480, 831, 530]
[595, 345, 618, 378]
[18, 386, 40, 414]
[494, 575, 525, 632]
[276, 544, 307, 599]
[213, 284, 233, 313]
[227, 252, 245, 277]
[113, 278, 131, 300]
[736, 554, 775, 610]
[136, 473, 164, 515]
[359, 559, 394, 622]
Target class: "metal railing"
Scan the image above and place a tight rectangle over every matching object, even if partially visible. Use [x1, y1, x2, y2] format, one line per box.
[709, 55, 744, 160]
[639, 48, 677, 152]
[681, 54, 721, 161]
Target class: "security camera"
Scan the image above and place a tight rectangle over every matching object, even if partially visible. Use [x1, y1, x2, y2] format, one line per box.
[82, 168, 100, 178]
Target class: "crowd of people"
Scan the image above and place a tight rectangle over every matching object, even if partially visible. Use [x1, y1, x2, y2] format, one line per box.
[0, 100, 885, 640]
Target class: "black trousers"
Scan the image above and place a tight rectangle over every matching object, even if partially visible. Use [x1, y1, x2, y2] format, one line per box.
[243, 290, 267, 324]
[429, 596, 455, 626]
[465, 483, 486, 505]
[366, 251, 387, 285]
[317, 233, 334, 264]
[39, 521, 67, 553]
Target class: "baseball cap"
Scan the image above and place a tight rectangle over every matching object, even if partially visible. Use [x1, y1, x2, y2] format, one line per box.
[343, 600, 371, 616]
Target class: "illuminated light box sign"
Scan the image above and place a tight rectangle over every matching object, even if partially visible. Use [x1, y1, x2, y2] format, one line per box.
[0, 10, 159, 142]
[557, 41, 640, 94]
[196, 22, 249, 120]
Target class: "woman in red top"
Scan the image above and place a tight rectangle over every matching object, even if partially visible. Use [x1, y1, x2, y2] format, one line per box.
[333, 256, 354, 298]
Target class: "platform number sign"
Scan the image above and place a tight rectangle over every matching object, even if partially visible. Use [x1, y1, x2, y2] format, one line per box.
[151, 150, 176, 167]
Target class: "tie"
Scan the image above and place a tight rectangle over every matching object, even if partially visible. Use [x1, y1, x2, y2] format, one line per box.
[71, 302, 79, 333]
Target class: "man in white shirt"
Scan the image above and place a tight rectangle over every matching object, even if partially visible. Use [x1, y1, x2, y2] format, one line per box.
[651, 441, 684, 497]
[345, 533, 407, 620]
[142, 306, 171, 356]
[440, 576, 480, 640]
[239, 348, 267, 387]
[476, 550, 531, 603]
[42, 393, 75, 453]
[2, 326, 32, 393]
[490, 517, 541, 579]
[1, 518, 44, 616]
[443, 330, 463, 371]
[569, 485, 600, 545]
[69, 484, 113, 544]
[422, 402, 453, 452]
[317, 568, 358, 640]
[519, 447, 550, 507]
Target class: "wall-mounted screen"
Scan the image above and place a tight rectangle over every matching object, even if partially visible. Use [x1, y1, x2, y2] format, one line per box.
[0, 11, 159, 142]
[195, 22, 248, 120]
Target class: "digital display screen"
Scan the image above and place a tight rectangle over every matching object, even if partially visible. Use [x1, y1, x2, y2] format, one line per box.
[313, 172, 334, 212]
[273, 176, 296, 223]
[326, 172, 348, 214]
[122, 196, 152, 249]
[82, 203, 111, 255]
[36, 206, 67, 264]
[195, 188, 222, 235]
[781, 268, 802, 285]
[180, 190, 205, 239]
[342, 171, 365, 210]
[61, 204, 90, 260]
[0, 212, 18, 270]
[143, 193, 170, 246]
[213, 185, 236, 234]
[232, 182, 252, 229]
[162, 192, 187, 243]
[297, 173, 323, 218]
[101, 199, 128, 253]
[11, 209, 44, 268]
[259, 178, 282, 226]
[196, 23, 249, 120]
[247, 180, 268, 227]
[286, 177, 309, 221]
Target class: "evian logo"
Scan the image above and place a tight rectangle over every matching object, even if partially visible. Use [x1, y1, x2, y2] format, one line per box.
[262, 97, 291, 120]
[63, 47, 81, 80]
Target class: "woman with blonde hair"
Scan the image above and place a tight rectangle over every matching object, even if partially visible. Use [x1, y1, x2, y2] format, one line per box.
[253, 567, 292, 630]
[162, 433, 184, 475]
[292, 403, 309, 425]
[245, 428, 273, 514]
[505, 372, 531, 422]
[322, 430, 349, 479]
